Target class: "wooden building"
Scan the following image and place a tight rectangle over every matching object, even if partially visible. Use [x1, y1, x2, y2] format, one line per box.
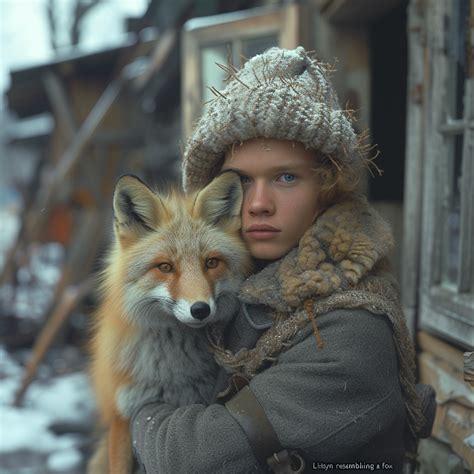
[401, 0, 473, 470]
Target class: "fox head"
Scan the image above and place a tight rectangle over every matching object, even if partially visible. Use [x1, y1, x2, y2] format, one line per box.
[109, 171, 251, 329]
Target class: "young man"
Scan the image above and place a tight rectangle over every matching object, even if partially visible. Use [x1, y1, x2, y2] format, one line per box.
[129, 47, 429, 473]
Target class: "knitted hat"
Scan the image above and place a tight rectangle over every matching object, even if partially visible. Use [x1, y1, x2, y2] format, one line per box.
[183, 46, 359, 192]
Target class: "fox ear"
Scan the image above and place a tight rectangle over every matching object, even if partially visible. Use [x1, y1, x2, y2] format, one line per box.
[113, 175, 164, 242]
[193, 170, 243, 230]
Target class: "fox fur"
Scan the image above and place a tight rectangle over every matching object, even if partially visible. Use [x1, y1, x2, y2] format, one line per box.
[87, 171, 251, 473]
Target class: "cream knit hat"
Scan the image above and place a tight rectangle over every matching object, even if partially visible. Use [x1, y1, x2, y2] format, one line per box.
[183, 46, 359, 192]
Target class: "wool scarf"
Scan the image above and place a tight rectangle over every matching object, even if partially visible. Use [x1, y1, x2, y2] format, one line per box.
[208, 194, 425, 446]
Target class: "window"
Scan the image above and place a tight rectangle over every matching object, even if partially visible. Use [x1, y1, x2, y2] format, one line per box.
[181, 4, 310, 140]
[418, 0, 473, 348]
[199, 35, 278, 106]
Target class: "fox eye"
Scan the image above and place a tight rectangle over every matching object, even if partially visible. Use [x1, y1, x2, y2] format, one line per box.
[205, 257, 219, 269]
[157, 262, 173, 273]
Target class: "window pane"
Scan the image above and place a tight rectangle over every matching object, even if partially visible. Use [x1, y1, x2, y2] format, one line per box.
[201, 44, 231, 106]
[447, 0, 469, 120]
[241, 34, 279, 61]
[442, 134, 463, 287]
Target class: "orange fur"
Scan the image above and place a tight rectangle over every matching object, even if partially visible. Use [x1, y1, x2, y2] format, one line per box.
[109, 416, 133, 473]
[88, 255, 135, 474]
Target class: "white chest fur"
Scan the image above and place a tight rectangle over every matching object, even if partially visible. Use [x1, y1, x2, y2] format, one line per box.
[115, 319, 219, 418]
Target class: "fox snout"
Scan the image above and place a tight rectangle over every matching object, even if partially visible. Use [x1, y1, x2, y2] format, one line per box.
[190, 301, 211, 320]
[172, 296, 217, 328]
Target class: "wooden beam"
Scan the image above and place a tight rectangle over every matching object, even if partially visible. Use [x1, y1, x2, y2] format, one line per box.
[132, 28, 177, 91]
[42, 70, 77, 141]
[401, 0, 426, 338]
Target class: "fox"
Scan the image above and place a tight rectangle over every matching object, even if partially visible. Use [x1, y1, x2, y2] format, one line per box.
[87, 171, 251, 474]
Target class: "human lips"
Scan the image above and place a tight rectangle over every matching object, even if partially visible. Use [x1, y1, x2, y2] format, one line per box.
[245, 224, 281, 240]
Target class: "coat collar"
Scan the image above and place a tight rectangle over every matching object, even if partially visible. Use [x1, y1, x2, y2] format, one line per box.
[239, 195, 394, 312]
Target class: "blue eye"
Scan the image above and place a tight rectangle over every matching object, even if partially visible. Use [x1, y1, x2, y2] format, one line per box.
[279, 174, 296, 183]
[240, 175, 251, 185]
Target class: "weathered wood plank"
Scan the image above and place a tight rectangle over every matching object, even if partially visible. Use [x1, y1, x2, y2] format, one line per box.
[418, 349, 474, 470]
[401, 0, 426, 338]
[418, 331, 464, 373]
[464, 351, 474, 387]
[416, 0, 474, 349]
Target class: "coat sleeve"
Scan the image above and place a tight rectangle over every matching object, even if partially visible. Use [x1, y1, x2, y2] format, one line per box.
[130, 309, 406, 473]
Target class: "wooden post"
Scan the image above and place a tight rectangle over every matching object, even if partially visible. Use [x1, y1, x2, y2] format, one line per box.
[42, 70, 77, 141]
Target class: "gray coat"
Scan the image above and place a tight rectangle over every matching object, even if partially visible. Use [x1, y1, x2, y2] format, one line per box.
[131, 304, 405, 473]
[131, 196, 422, 473]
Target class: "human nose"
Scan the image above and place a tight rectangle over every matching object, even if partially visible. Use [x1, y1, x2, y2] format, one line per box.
[246, 180, 275, 216]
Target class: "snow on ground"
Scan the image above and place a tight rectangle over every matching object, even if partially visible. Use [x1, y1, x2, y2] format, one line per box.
[47, 449, 83, 472]
[0, 346, 97, 473]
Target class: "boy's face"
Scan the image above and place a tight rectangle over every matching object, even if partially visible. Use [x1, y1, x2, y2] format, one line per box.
[222, 138, 320, 260]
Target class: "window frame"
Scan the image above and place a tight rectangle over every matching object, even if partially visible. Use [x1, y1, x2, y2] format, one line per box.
[181, 4, 310, 141]
[417, 0, 474, 349]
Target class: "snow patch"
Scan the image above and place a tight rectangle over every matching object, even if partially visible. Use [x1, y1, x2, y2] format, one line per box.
[0, 346, 96, 464]
[27, 372, 96, 425]
[0, 407, 76, 453]
[47, 447, 82, 471]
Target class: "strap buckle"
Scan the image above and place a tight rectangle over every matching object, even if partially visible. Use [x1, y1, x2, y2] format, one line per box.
[267, 449, 305, 473]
